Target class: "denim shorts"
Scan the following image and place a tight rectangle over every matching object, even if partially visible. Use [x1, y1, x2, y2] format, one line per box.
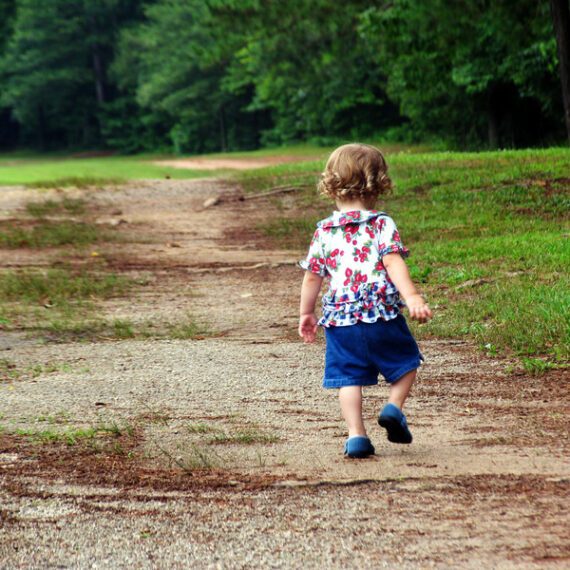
[323, 315, 423, 389]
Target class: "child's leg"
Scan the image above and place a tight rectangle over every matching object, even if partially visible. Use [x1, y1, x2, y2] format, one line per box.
[388, 369, 416, 410]
[339, 386, 367, 437]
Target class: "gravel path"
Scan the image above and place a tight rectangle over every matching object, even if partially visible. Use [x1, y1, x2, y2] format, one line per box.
[1, 179, 568, 568]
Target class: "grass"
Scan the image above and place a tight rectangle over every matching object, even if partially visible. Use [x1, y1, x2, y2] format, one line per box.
[25, 197, 87, 217]
[0, 269, 129, 305]
[0, 220, 102, 248]
[186, 420, 279, 445]
[0, 154, 214, 186]
[10, 420, 134, 447]
[0, 269, 137, 341]
[244, 146, 570, 364]
[207, 428, 280, 445]
[0, 361, 74, 383]
[1, 195, 109, 249]
[0, 358, 20, 382]
[0, 142, 422, 187]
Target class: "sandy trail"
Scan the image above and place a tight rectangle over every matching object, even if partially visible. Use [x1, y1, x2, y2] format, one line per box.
[153, 154, 318, 171]
[0, 179, 568, 568]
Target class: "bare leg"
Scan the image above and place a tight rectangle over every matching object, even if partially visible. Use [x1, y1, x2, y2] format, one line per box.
[388, 369, 416, 410]
[339, 386, 367, 437]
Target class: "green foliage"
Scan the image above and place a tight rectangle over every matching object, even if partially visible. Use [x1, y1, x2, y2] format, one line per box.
[0, 0, 567, 150]
[0, 0, 144, 149]
[359, 0, 564, 147]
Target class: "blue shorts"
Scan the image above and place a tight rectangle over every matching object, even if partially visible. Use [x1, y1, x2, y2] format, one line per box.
[323, 315, 423, 389]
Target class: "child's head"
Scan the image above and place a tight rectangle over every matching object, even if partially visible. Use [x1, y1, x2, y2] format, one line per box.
[318, 143, 392, 209]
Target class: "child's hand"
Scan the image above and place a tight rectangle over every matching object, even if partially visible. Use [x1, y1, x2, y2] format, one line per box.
[406, 294, 433, 323]
[299, 313, 318, 343]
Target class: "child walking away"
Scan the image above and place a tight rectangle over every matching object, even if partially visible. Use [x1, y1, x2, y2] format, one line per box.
[299, 143, 432, 459]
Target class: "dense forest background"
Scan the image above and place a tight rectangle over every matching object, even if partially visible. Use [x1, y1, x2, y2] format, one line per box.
[0, 0, 568, 153]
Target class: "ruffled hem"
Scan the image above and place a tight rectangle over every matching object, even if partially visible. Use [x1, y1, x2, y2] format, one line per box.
[318, 281, 405, 328]
[318, 307, 402, 328]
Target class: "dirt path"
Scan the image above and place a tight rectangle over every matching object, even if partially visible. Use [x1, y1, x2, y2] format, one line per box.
[1, 179, 569, 568]
[153, 154, 318, 171]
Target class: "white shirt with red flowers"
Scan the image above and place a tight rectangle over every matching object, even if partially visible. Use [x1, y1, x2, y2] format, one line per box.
[299, 210, 410, 327]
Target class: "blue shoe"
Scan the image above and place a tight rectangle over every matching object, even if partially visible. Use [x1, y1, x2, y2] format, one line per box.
[378, 403, 413, 444]
[344, 436, 375, 459]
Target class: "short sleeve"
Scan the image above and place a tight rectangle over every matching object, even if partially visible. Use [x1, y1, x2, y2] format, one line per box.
[375, 216, 410, 259]
[299, 229, 327, 276]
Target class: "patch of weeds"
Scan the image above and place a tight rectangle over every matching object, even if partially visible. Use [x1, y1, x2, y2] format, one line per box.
[40, 319, 106, 342]
[138, 404, 171, 425]
[0, 359, 20, 382]
[0, 220, 102, 248]
[521, 357, 565, 376]
[186, 422, 220, 434]
[27, 362, 73, 378]
[35, 411, 72, 425]
[14, 426, 99, 446]
[186, 443, 219, 469]
[26, 176, 124, 189]
[167, 318, 209, 340]
[25, 197, 87, 218]
[0, 269, 130, 305]
[152, 439, 221, 471]
[11, 420, 134, 447]
[112, 319, 136, 339]
[207, 427, 280, 446]
[97, 420, 134, 438]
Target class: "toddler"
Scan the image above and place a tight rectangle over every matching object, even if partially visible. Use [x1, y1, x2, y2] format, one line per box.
[299, 143, 432, 458]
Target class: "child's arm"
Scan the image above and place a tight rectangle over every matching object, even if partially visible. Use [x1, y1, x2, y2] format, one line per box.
[299, 271, 324, 343]
[383, 253, 432, 322]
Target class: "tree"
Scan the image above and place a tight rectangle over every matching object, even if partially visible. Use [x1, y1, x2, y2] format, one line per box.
[360, 0, 563, 148]
[113, 0, 265, 153]
[550, 0, 570, 141]
[0, 0, 144, 149]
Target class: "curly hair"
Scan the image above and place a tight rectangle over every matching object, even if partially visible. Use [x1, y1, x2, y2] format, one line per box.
[318, 143, 392, 207]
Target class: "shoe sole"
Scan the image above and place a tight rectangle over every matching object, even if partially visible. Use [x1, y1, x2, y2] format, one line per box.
[344, 452, 374, 459]
[378, 416, 413, 444]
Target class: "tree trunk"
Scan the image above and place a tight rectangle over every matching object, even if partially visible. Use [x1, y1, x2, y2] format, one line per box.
[487, 86, 500, 148]
[92, 48, 106, 105]
[219, 105, 227, 151]
[37, 104, 46, 151]
[550, 0, 570, 141]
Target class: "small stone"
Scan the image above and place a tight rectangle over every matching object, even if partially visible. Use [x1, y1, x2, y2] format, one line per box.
[109, 218, 128, 227]
[203, 196, 221, 208]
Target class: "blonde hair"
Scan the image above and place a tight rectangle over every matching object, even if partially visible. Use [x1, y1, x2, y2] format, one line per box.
[318, 143, 392, 207]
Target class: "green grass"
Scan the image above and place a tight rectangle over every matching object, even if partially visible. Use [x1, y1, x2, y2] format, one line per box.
[0, 142, 423, 187]
[207, 428, 280, 445]
[185, 419, 279, 445]
[247, 146, 570, 363]
[0, 154, 214, 186]
[0, 269, 136, 341]
[0, 220, 102, 248]
[0, 269, 129, 305]
[10, 420, 134, 446]
[26, 197, 87, 217]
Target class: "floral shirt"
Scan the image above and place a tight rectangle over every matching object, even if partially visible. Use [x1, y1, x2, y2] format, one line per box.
[299, 210, 410, 327]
